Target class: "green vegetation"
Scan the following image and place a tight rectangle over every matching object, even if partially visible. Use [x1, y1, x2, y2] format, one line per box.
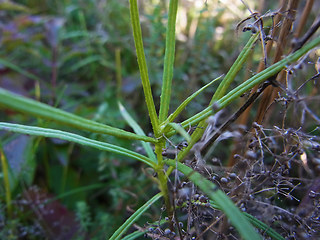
[0, 0, 319, 239]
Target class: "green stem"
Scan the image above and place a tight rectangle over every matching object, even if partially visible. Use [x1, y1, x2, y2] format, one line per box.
[129, 0, 159, 134]
[154, 140, 172, 218]
[159, 0, 179, 123]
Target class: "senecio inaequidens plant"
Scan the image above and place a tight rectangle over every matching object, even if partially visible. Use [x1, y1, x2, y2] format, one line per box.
[0, 1, 319, 239]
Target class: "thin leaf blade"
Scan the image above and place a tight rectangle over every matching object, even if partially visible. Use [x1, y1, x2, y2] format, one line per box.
[0, 88, 157, 143]
[118, 102, 157, 162]
[163, 75, 223, 126]
[159, 0, 179, 123]
[129, 0, 159, 134]
[0, 122, 155, 167]
[109, 192, 162, 240]
[167, 122, 191, 143]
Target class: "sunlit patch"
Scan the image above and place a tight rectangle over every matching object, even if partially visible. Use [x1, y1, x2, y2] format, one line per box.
[300, 151, 307, 165]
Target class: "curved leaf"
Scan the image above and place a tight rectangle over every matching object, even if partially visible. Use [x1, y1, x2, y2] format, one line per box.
[0, 122, 155, 167]
[177, 35, 320, 130]
[0, 88, 157, 143]
[118, 102, 157, 162]
[109, 192, 162, 240]
[242, 212, 284, 240]
[162, 75, 223, 128]
[167, 122, 191, 143]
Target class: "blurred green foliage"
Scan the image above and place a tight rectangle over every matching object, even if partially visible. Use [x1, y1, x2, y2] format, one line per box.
[0, 0, 319, 239]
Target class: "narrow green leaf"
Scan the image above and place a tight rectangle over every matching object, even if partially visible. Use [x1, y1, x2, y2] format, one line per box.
[165, 159, 261, 240]
[2, 135, 37, 191]
[64, 55, 102, 74]
[217, 39, 320, 108]
[45, 183, 106, 203]
[211, 33, 259, 102]
[0, 1, 31, 12]
[167, 122, 191, 143]
[0, 88, 157, 143]
[159, 0, 179, 123]
[118, 102, 157, 162]
[242, 212, 285, 240]
[121, 218, 167, 240]
[168, 35, 258, 161]
[109, 192, 162, 240]
[0, 122, 155, 167]
[129, 0, 159, 134]
[206, 200, 284, 239]
[60, 30, 90, 39]
[162, 75, 222, 128]
[0, 58, 41, 82]
[121, 231, 145, 240]
[175, 36, 320, 131]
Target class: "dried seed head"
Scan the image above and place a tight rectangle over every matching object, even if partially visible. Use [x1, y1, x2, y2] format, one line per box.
[309, 190, 316, 198]
[164, 228, 171, 236]
[248, 141, 257, 149]
[220, 177, 229, 184]
[193, 194, 200, 200]
[252, 122, 260, 129]
[199, 195, 208, 203]
[229, 173, 237, 180]
[312, 145, 320, 152]
[246, 150, 257, 159]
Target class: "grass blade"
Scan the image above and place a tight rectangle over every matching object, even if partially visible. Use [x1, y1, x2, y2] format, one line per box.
[0, 1, 31, 12]
[63, 55, 103, 74]
[118, 102, 157, 162]
[0, 122, 155, 167]
[158, 0, 179, 123]
[242, 212, 285, 240]
[167, 122, 191, 143]
[129, 0, 159, 134]
[175, 36, 320, 130]
[207, 200, 284, 239]
[0, 58, 41, 82]
[211, 33, 259, 102]
[109, 192, 162, 240]
[0, 88, 157, 143]
[165, 159, 262, 240]
[162, 75, 223, 128]
[121, 231, 145, 240]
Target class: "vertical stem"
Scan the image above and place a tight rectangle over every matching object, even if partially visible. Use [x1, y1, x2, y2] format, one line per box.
[159, 0, 179, 123]
[129, 0, 159, 134]
[129, 0, 173, 218]
[155, 140, 172, 219]
[115, 48, 122, 99]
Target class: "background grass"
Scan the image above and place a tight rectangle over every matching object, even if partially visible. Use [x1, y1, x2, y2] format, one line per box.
[0, 0, 319, 239]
